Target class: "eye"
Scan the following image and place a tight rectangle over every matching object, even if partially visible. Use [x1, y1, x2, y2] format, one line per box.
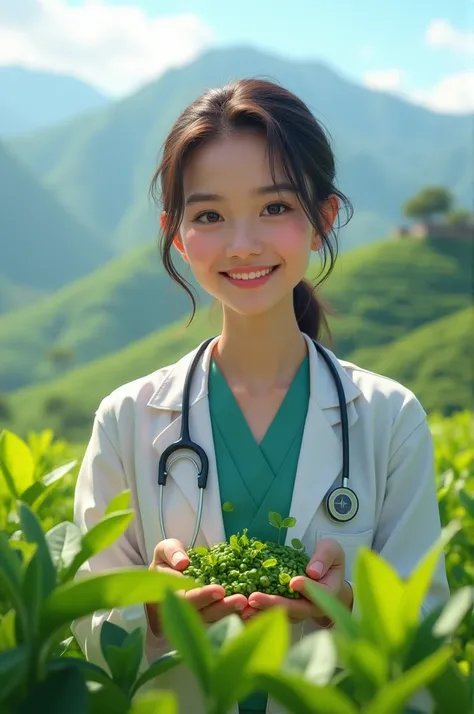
[193, 210, 222, 224]
[262, 202, 291, 216]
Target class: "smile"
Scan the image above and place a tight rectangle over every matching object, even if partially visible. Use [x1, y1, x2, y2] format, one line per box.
[225, 266, 276, 281]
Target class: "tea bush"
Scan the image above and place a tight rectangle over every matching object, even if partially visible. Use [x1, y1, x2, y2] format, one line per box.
[0, 412, 472, 713]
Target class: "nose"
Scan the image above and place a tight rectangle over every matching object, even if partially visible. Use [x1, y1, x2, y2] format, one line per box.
[225, 220, 263, 260]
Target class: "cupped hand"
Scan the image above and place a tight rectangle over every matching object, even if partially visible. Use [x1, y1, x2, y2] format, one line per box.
[241, 538, 353, 625]
[146, 538, 247, 635]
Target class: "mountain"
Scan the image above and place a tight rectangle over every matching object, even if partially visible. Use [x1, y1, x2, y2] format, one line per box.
[349, 306, 473, 415]
[0, 66, 110, 136]
[0, 141, 112, 301]
[1, 236, 471, 440]
[7, 47, 472, 255]
[0, 234, 470, 395]
[0, 242, 209, 392]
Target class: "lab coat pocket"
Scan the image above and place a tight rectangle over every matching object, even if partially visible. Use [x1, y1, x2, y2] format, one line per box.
[316, 528, 374, 581]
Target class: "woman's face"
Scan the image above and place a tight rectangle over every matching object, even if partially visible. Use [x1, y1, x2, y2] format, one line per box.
[171, 132, 328, 320]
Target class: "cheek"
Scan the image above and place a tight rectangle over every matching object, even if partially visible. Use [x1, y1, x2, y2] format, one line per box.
[181, 228, 218, 267]
[270, 217, 313, 257]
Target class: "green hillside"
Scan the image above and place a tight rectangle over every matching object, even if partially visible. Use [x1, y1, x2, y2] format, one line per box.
[0, 243, 209, 392]
[348, 306, 473, 415]
[0, 141, 111, 297]
[8, 47, 472, 256]
[2, 237, 471, 441]
[0, 235, 470, 394]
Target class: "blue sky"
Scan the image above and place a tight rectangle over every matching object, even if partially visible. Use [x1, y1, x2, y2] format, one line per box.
[1, 0, 472, 113]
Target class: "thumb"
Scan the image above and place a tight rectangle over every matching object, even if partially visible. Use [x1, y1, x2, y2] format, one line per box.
[154, 538, 189, 570]
[306, 538, 344, 579]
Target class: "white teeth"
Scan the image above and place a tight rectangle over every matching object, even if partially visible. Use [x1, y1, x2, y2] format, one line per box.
[227, 267, 273, 280]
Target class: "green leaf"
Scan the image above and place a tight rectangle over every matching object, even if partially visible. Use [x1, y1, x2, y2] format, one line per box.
[48, 657, 113, 686]
[207, 614, 243, 655]
[21, 547, 43, 630]
[252, 541, 266, 554]
[254, 671, 358, 714]
[401, 520, 461, 629]
[46, 521, 82, 572]
[0, 610, 16, 649]
[222, 501, 235, 512]
[279, 572, 291, 585]
[193, 546, 208, 556]
[364, 647, 452, 714]
[291, 538, 304, 550]
[105, 490, 131, 515]
[0, 529, 22, 592]
[42, 460, 77, 487]
[268, 511, 282, 528]
[28, 460, 79, 512]
[17, 667, 88, 714]
[130, 691, 178, 714]
[281, 517, 297, 528]
[432, 587, 474, 639]
[99, 624, 143, 692]
[303, 581, 359, 639]
[336, 637, 388, 700]
[284, 630, 338, 686]
[85, 681, 129, 714]
[0, 431, 35, 498]
[131, 651, 182, 696]
[0, 647, 28, 703]
[402, 604, 446, 670]
[39, 569, 196, 637]
[229, 534, 240, 552]
[160, 589, 213, 697]
[428, 659, 473, 714]
[64, 510, 135, 579]
[354, 547, 405, 651]
[18, 502, 56, 600]
[211, 607, 289, 712]
[263, 558, 277, 568]
[100, 621, 129, 651]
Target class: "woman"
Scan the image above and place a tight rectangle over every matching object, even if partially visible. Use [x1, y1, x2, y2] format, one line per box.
[72, 79, 450, 714]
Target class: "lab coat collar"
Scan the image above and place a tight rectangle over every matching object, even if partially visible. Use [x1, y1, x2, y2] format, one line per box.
[147, 333, 362, 418]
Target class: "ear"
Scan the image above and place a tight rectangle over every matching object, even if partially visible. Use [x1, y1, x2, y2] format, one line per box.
[161, 211, 189, 263]
[311, 195, 339, 251]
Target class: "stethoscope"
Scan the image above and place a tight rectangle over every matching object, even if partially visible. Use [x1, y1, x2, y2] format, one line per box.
[158, 337, 359, 548]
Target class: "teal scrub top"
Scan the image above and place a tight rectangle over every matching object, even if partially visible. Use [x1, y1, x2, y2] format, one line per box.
[208, 355, 310, 714]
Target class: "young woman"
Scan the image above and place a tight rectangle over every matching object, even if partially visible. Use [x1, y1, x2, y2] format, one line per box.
[72, 79, 450, 714]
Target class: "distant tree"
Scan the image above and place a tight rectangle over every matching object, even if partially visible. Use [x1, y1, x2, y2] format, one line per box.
[446, 208, 473, 224]
[47, 346, 75, 373]
[403, 187, 454, 222]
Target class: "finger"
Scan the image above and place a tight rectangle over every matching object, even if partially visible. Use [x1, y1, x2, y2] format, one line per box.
[199, 595, 247, 623]
[184, 584, 227, 610]
[247, 592, 315, 620]
[306, 538, 345, 579]
[153, 539, 189, 570]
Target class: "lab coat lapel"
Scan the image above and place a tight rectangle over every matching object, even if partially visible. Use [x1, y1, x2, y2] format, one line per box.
[150, 338, 226, 547]
[287, 336, 362, 545]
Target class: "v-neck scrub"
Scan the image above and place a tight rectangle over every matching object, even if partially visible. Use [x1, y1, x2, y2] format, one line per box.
[208, 355, 310, 713]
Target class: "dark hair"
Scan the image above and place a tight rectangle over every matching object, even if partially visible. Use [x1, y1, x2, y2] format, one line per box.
[149, 78, 353, 341]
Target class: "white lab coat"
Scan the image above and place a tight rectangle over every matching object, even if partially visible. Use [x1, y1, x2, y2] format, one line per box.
[72, 335, 450, 714]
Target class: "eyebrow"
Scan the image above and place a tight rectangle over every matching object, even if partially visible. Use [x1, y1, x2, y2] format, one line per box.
[185, 182, 297, 205]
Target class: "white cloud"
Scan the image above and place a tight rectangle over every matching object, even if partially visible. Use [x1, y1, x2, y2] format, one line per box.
[0, 0, 215, 95]
[363, 68, 404, 91]
[408, 71, 474, 114]
[425, 19, 474, 54]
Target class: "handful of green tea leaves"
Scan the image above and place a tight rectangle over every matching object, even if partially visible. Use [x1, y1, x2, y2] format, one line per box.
[184, 511, 310, 598]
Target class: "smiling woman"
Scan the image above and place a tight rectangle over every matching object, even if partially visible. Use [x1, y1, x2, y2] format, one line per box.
[72, 78, 451, 714]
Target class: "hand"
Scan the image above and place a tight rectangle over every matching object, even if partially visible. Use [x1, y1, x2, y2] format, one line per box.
[242, 538, 353, 625]
[146, 538, 247, 636]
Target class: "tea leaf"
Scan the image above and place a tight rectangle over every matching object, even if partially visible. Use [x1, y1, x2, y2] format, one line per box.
[254, 671, 358, 714]
[131, 651, 182, 696]
[211, 608, 288, 712]
[46, 521, 82, 571]
[229, 535, 241, 552]
[193, 546, 208, 556]
[0, 431, 35, 498]
[354, 547, 405, 652]
[222, 502, 235, 512]
[0, 647, 28, 701]
[207, 614, 244, 655]
[18, 502, 56, 600]
[40, 569, 196, 637]
[0, 610, 16, 649]
[130, 691, 178, 714]
[281, 517, 297, 529]
[160, 589, 213, 697]
[428, 659, 473, 714]
[269, 512, 283, 528]
[303, 581, 359, 639]
[432, 586, 474, 638]
[284, 630, 338, 686]
[104, 490, 131, 515]
[291, 538, 304, 551]
[263, 559, 277, 568]
[16, 667, 88, 714]
[364, 647, 452, 714]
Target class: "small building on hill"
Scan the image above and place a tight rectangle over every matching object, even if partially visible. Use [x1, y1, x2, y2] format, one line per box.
[392, 219, 474, 241]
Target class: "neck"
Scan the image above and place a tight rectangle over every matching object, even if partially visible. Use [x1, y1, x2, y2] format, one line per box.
[213, 297, 307, 395]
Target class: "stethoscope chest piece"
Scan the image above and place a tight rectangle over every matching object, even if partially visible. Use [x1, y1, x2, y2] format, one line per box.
[326, 485, 359, 522]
